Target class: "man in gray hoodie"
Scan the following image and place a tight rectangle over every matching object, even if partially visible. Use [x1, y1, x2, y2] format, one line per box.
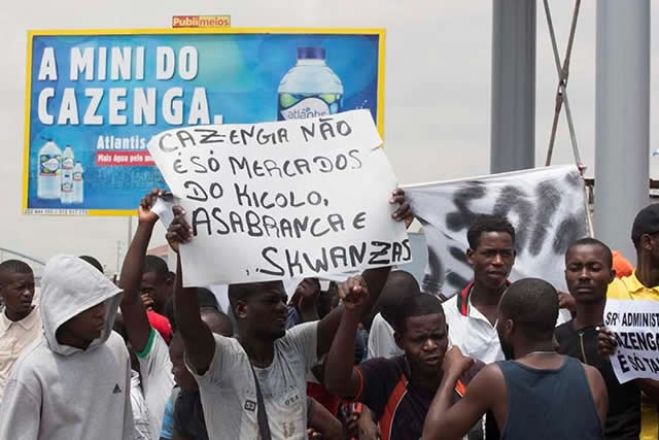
[0, 254, 134, 439]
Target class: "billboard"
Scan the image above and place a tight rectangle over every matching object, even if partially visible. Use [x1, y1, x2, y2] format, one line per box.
[23, 28, 385, 215]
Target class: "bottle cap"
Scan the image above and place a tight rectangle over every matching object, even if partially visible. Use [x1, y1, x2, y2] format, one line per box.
[297, 47, 325, 60]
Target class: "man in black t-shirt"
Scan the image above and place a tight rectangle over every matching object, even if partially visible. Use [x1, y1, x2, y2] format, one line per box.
[324, 284, 493, 440]
[556, 237, 640, 439]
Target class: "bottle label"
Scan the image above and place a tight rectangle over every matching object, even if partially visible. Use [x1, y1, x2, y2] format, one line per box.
[61, 170, 73, 192]
[39, 155, 61, 176]
[278, 94, 342, 121]
[73, 172, 82, 182]
[62, 158, 75, 170]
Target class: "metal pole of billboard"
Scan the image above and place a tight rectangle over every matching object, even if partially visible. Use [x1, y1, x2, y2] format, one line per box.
[491, 0, 536, 173]
[595, 0, 650, 263]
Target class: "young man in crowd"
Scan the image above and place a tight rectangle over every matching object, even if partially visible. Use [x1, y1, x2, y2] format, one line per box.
[0, 260, 40, 401]
[443, 215, 516, 363]
[356, 270, 422, 440]
[423, 278, 607, 440]
[556, 238, 640, 439]
[120, 190, 177, 439]
[0, 255, 134, 439]
[141, 255, 174, 343]
[599, 203, 659, 439]
[165, 189, 410, 439]
[167, 306, 233, 440]
[324, 282, 488, 440]
[141, 255, 174, 316]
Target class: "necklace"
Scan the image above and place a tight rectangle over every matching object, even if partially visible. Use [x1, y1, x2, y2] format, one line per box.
[524, 350, 555, 357]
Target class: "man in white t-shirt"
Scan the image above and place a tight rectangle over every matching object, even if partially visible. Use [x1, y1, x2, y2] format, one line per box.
[165, 190, 410, 440]
[443, 215, 516, 364]
[0, 260, 41, 401]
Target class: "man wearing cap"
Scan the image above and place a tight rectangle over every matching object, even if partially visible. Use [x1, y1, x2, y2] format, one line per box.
[605, 203, 659, 439]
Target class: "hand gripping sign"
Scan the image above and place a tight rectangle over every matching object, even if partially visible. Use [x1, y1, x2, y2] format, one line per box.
[605, 299, 659, 383]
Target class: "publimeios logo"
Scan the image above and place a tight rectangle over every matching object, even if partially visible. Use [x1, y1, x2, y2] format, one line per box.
[172, 15, 231, 28]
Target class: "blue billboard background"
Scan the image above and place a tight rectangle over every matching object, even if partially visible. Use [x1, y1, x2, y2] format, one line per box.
[25, 31, 382, 214]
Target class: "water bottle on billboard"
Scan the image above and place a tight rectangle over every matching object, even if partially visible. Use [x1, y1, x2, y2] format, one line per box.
[60, 146, 75, 204]
[277, 47, 343, 121]
[37, 139, 62, 200]
[73, 162, 84, 204]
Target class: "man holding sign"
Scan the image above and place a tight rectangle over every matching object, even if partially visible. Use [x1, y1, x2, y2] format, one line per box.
[600, 204, 659, 440]
[556, 238, 640, 439]
[165, 192, 409, 440]
[148, 111, 412, 439]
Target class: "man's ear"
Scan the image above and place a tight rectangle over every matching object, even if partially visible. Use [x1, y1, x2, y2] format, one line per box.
[641, 234, 654, 252]
[166, 271, 175, 285]
[394, 331, 404, 350]
[504, 318, 514, 338]
[466, 248, 475, 266]
[608, 268, 616, 283]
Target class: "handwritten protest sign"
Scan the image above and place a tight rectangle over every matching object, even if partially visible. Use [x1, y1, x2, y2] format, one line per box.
[147, 110, 411, 286]
[605, 299, 659, 383]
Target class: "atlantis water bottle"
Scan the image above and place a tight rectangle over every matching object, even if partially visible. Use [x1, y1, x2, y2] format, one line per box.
[277, 47, 343, 120]
[72, 162, 84, 204]
[60, 146, 75, 204]
[37, 139, 62, 200]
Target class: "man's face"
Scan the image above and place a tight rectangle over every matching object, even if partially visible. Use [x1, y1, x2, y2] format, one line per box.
[467, 232, 516, 290]
[61, 301, 106, 344]
[395, 313, 448, 376]
[140, 271, 172, 312]
[169, 334, 198, 391]
[565, 245, 614, 304]
[0, 272, 35, 320]
[241, 284, 288, 340]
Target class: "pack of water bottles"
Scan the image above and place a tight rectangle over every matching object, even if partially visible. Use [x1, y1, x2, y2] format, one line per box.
[37, 139, 84, 204]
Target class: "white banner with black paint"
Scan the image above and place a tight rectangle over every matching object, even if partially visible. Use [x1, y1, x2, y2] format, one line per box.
[404, 165, 588, 297]
[147, 110, 411, 286]
[605, 299, 659, 383]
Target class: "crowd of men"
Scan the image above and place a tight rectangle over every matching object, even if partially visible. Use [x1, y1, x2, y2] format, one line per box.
[1, 188, 659, 440]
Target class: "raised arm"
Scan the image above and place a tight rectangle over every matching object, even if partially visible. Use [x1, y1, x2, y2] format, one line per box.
[323, 277, 369, 399]
[119, 189, 161, 352]
[422, 348, 502, 440]
[316, 188, 411, 356]
[168, 205, 215, 374]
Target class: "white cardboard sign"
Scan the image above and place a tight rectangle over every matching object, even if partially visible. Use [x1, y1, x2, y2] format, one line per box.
[147, 110, 411, 286]
[605, 299, 659, 383]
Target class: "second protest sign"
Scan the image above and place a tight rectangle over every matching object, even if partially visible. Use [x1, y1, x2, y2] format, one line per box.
[605, 299, 659, 383]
